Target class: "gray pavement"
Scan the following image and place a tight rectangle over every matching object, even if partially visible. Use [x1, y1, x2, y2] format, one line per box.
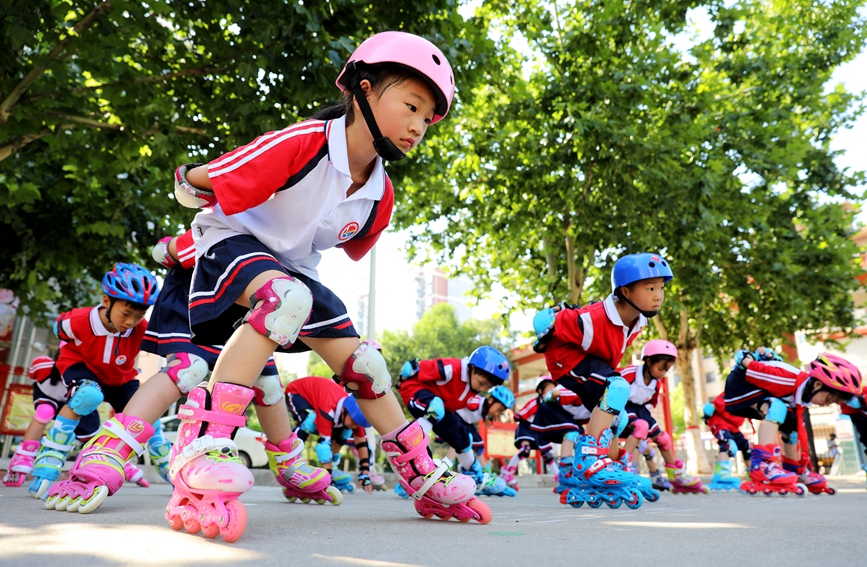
[1, 471, 866, 567]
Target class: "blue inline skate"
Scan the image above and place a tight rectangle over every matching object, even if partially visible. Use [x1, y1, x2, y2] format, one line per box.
[560, 434, 643, 510]
[616, 452, 660, 503]
[708, 459, 741, 491]
[460, 460, 517, 497]
[330, 469, 356, 493]
[394, 483, 410, 499]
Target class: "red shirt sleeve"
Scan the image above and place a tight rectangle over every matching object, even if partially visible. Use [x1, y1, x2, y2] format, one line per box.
[175, 229, 197, 269]
[744, 360, 803, 398]
[553, 308, 585, 348]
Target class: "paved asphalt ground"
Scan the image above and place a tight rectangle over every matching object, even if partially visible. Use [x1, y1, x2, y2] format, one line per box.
[1, 472, 865, 567]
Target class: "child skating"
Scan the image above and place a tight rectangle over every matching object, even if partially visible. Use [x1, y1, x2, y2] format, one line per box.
[703, 391, 752, 491]
[532, 252, 673, 509]
[500, 377, 561, 490]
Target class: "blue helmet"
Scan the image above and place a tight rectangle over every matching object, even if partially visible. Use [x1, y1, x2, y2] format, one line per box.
[468, 346, 510, 383]
[102, 263, 159, 306]
[487, 385, 515, 410]
[342, 396, 371, 428]
[611, 253, 673, 293]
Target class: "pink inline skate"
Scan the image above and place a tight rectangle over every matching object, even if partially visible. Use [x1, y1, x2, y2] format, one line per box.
[369, 470, 388, 491]
[2, 439, 39, 487]
[665, 459, 709, 494]
[124, 461, 150, 488]
[265, 434, 342, 505]
[782, 454, 835, 495]
[44, 414, 155, 513]
[740, 444, 806, 497]
[165, 383, 254, 543]
[499, 463, 519, 491]
[382, 421, 491, 524]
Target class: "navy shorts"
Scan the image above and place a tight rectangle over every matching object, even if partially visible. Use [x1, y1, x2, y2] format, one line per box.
[714, 429, 751, 456]
[406, 389, 481, 453]
[287, 393, 314, 436]
[622, 403, 661, 439]
[189, 235, 358, 353]
[530, 399, 587, 444]
[142, 265, 279, 379]
[851, 412, 867, 450]
[559, 356, 621, 411]
[515, 420, 552, 452]
[724, 369, 797, 435]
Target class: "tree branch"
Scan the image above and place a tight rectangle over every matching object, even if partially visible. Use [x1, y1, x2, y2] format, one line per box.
[0, 1, 113, 124]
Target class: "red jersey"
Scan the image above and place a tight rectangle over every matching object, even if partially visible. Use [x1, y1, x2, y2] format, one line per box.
[622, 364, 661, 408]
[706, 392, 745, 434]
[175, 229, 197, 269]
[284, 376, 364, 440]
[544, 295, 647, 380]
[55, 306, 147, 386]
[398, 357, 474, 413]
[743, 360, 810, 408]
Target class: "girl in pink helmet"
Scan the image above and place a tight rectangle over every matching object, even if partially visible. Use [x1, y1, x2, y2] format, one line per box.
[619, 339, 709, 495]
[724, 350, 861, 496]
[165, 31, 487, 541]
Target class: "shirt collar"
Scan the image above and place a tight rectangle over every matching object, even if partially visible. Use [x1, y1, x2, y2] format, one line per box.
[325, 115, 386, 201]
[89, 305, 131, 338]
[602, 294, 648, 329]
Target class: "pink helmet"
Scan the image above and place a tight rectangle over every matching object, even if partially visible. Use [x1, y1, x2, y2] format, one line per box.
[641, 339, 678, 359]
[809, 353, 862, 396]
[336, 31, 455, 124]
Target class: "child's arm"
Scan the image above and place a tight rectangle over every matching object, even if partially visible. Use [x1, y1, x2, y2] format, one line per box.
[743, 359, 801, 398]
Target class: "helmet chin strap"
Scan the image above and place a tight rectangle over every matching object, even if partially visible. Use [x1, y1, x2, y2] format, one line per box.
[617, 292, 658, 318]
[344, 63, 406, 162]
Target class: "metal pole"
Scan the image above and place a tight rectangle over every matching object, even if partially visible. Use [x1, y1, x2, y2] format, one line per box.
[367, 246, 376, 342]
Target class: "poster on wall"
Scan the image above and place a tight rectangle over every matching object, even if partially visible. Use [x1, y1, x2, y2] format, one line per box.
[0, 289, 19, 363]
[0, 383, 34, 436]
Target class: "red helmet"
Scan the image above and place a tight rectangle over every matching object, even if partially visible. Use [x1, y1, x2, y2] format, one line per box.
[809, 353, 862, 396]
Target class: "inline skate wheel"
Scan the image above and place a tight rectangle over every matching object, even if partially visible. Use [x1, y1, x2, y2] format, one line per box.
[645, 491, 660, 503]
[467, 498, 492, 524]
[66, 497, 82, 513]
[301, 497, 311, 504]
[587, 499, 603, 509]
[624, 491, 643, 510]
[202, 522, 220, 539]
[325, 485, 343, 506]
[219, 500, 247, 543]
[184, 515, 201, 535]
[78, 486, 109, 514]
[605, 498, 622, 509]
[826, 487, 836, 495]
[794, 483, 807, 497]
[167, 512, 184, 531]
[569, 501, 584, 509]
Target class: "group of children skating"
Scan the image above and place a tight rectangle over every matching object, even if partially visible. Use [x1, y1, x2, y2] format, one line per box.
[3, 29, 865, 544]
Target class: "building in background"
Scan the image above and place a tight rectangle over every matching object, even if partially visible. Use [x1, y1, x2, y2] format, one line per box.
[415, 268, 474, 323]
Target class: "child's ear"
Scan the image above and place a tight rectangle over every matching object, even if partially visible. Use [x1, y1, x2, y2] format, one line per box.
[100, 295, 111, 309]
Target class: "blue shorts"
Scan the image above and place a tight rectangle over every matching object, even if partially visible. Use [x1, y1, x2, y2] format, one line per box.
[724, 369, 797, 435]
[530, 400, 586, 444]
[189, 235, 358, 353]
[406, 389, 482, 454]
[60, 363, 142, 437]
[515, 420, 552, 452]
[621, 403, 661, 439]
[142, 266, 279, 378]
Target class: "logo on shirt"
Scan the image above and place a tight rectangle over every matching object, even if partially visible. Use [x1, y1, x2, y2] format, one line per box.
[115, 355, 127, 365]
[339, 222, 360, 241]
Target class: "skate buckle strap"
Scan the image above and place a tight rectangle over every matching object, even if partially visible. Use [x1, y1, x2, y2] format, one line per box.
[181, 435, 239, 461]
[387, 440, 427, 465]
[104, 419, 146, 457]
[412, 457, 452, 501]
[178, 405, 247, 427]
[16, 447, 39, 457]
[584, 457, 614, 479]
[40, 436, 75, 452]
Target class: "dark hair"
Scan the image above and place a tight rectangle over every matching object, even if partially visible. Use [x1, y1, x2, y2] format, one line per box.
[535, 379, 555, 396]
[113, 298, 149, 313]
[647, 354, 676, 366]
[310, 63, 430, 123]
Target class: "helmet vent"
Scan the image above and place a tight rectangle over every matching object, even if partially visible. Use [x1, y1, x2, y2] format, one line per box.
[431, 54, 441, 65]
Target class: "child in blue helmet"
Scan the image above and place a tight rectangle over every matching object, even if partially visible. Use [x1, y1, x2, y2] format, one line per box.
[532, 252, 672, 509]
[397, 346, 513, 496]
[285, 376, 374, 494]
[28, 263, 159, 500]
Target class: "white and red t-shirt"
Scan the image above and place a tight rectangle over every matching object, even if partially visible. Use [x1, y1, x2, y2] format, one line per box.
[55, 307, 147, 386]
[399, 357, 475, 413]
[284, 376, 364, 440]
[621, 363, 661, 408]
[544, 295, 647, 380]
[192, 115, 393, 280]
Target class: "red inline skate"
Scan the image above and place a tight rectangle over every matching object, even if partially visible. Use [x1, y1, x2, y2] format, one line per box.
[740, 444, 806, 497]
[782, 454, 836, 495]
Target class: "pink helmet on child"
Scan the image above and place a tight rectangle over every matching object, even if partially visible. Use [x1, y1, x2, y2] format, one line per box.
[809, 353, 862, 396]
[641, 339, 678, 359]
[336, 31, 455, 124]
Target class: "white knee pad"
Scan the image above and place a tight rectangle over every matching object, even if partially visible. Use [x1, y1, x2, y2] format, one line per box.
[67, 379, 104, 415]
[243, 277, 313, 347]
[162, 352, 210, 395]
[337, 341, 392, 399]
[253, 373, 283, 406]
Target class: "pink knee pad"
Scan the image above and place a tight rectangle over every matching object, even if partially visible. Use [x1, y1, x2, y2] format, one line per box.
[632, 419, 649, 440]
[34, 403, 56, 424]
[243, 277, 313, 347]
[163, 352, 210, 395]
[252, 373, 283, 406]
[655, 430, 673, 451]
[336, 342, 391, 399]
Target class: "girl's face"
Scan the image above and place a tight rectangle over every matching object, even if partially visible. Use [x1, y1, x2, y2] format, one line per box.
[486, 401, 506, 422]
[367, 76, 437, 153]
[646, 359, 674, 380]
[810, 387, 849, 407]
[540, 383, 555, 398]
[623, 277, 665, 314]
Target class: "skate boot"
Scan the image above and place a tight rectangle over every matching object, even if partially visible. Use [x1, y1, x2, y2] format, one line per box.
[665, 459, 710, 494]
[561, 435, 643, 509]
[460, 460, 517, 497]
[617, 452, 660, 503]
[382, 421, 491, 523]
[394, 482, 410, 499]
[164, 383, 255, 543]
[147, 426, 172, 483]
[369, 470, 388, 491]
[740, 444, 806, 497]
[330, 469, 356, 494]
[265, 433, 341, 505]
[28, 427, 77, 499]
[124, 461, 150, 488]
[3, 439, 39, 487]
[782, 455, 835, 495]
[499, 463, 519, 491]
[45, 414, 155, 513]
[554, 456, 576, 496]
[650, 469, 672, 491]
[708, 459, 740, 491]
